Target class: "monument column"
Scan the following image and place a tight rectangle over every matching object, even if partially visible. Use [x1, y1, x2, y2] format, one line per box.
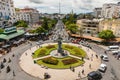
[58, 34, 62, 53]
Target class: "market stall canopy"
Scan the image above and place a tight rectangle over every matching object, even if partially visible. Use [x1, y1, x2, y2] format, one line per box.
[0, 30, 25, 41]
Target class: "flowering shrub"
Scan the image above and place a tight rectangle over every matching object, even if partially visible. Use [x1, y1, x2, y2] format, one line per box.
[46, 45, 56, 49]
[42, 57, 58, 65]
[62, 58, 78, 65]
[37, 48, 47, 57]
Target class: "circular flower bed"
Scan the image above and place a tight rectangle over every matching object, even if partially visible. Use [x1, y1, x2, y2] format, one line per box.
[33, 43, 86, 69]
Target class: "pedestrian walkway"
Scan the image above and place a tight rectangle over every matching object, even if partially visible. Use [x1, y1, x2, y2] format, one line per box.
[34, 55, 51, 61]
[19, 43, 101, 80]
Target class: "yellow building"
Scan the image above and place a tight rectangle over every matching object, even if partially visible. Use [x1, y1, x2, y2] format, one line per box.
[99, 19, 120, 37]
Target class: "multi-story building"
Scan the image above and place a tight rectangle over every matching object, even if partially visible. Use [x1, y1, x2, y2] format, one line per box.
[99, 19, 120, 37]
[77, 19, 99, 34]
[101, 2, 120, 18]
[0, 0, 16, 28]
[93, 8, 102, 18]
[16, 7, 39, 24]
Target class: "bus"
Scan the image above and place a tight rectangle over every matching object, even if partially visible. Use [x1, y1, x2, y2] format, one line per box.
[108, 46, 119, 50]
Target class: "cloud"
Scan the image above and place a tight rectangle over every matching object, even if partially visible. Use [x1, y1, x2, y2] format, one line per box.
[13, 0, 120, 13]
[28, 0, 43, 4]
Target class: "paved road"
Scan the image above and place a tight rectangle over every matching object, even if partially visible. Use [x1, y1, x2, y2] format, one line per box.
[88, 42, 120, 80]
[50, 20, 69, 42]
[0, 42, 40, 80]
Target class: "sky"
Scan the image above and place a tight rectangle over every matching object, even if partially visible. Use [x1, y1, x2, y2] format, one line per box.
[13, 0, 120, 14]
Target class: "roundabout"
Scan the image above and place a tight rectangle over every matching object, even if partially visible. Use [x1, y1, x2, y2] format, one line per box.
[19, 42, 101, 80]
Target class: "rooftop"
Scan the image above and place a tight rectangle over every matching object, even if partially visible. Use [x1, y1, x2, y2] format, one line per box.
[0, 30, 25, 40]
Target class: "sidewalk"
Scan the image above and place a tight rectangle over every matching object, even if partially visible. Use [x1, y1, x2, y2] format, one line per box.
[19, 43, 101, 80]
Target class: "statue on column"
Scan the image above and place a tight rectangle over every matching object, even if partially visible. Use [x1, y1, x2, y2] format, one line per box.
[57, 34, 65, 56]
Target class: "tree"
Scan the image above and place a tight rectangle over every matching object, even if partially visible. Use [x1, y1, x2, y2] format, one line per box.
[48, 19, 57, 29]
[0, 28, 4, 33]
[42, 18, 49, 30]
[62, 13, 78, 24]
[13, 20, 28, 28]
[66, 24, 78, 34]
[35, 27, 46, 34]
[98, 30, 115, 40]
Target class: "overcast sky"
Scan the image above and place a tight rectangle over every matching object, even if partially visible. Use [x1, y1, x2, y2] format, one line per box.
[13, 0, 120, 14]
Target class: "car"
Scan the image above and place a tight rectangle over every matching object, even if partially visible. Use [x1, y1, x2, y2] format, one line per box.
[111, 50, 119, 55]
[36, 40, 43, 45]
[87, 71, 102, 80]
[100, 54, 109, 61]
[98, 64, 107, 72]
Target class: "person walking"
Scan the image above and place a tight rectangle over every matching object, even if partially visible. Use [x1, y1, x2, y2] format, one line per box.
[82, 69, 84, 75]
[89, 64, 91, 69]
[13, 71, 15, 76]
[25, 53, 27, 56]
[78, 71, 81, 78]
[96, 54, 98, 58]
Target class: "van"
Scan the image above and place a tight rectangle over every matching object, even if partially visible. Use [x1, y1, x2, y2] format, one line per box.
[108, 46, 119, 51]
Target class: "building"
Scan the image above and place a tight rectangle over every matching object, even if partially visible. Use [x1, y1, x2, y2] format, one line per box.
[99, 19, 120, 37]
[0, 27, 25, 41]
[0, 0, 16, 28]
[16, 7, 39, 24]
[101, 2, 120, 18]
[93, 8, 102, 18]
[77, 19, 99, 35]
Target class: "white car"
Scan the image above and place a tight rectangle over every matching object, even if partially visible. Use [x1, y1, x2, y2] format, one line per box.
[100, 54, 109, 61]
[36, 40, 43, 45]
[111, 50, 119, 55]
[99, 63, 107, 72]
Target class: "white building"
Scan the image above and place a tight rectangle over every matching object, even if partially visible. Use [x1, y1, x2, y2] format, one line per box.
[0, 0, 16, 28]
[101, 3, 120, 18]
[93, 8, 102, 18]
[16, 7, 39, 24]
[77, 19, 99, 34]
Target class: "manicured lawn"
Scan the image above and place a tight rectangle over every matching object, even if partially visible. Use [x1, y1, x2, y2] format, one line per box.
[32, 45, 57, 58]
[62, 44, 86, 58]
[33, 44, 86, 58]
[36, 56, 84, 69]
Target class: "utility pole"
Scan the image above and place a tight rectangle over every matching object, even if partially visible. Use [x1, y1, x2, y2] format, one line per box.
[59, 1, 61, 14]
[58, 0, 61, 19]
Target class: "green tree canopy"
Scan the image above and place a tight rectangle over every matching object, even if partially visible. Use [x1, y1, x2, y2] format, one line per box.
[62, 13, 78, 24]
[41, 17, 49, 30]
[13, 20, 28, 28]
[35, 27, 46, 34]
[66, 24, 78, 34]
[98, 30, 115, 40]
[0, 28, 4, 33]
